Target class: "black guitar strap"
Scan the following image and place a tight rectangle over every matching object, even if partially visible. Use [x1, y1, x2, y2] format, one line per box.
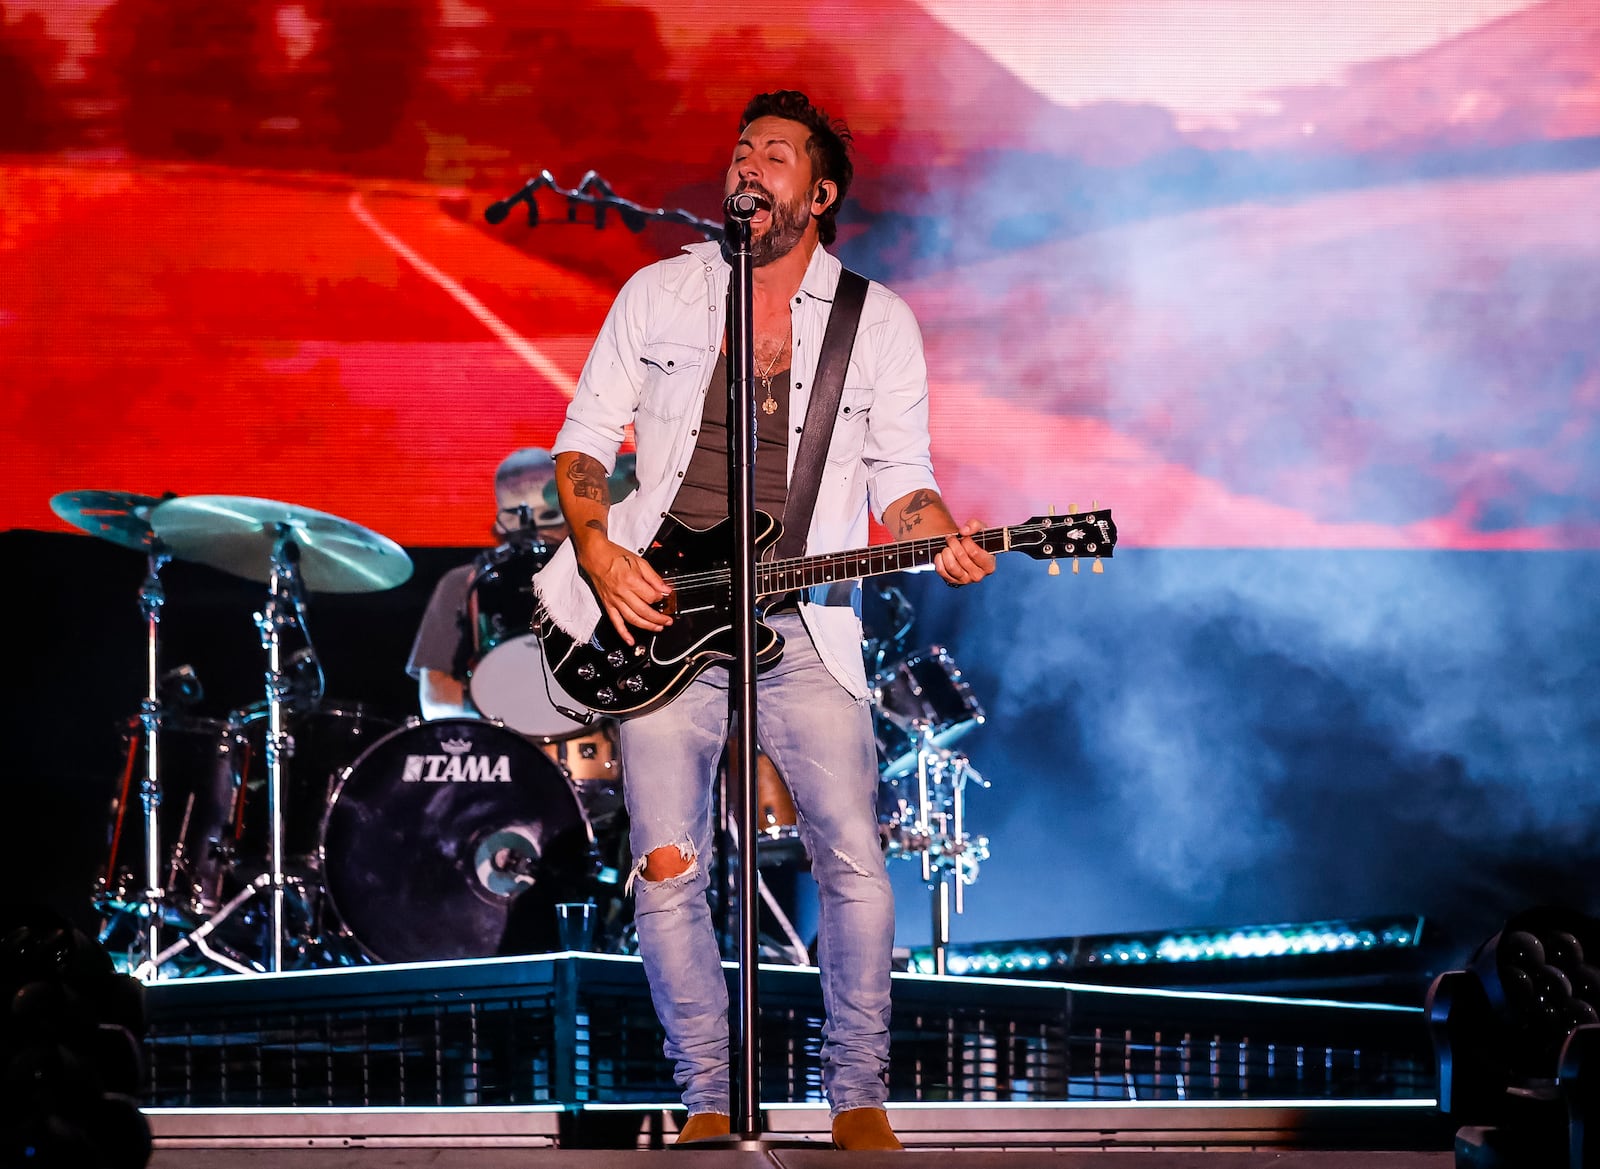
[774, 267, 870, 560]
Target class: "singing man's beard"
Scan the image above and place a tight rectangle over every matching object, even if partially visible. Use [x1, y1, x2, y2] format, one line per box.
[750, 192, 812, 267]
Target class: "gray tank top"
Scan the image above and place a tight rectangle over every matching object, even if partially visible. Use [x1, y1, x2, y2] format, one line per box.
[669, 358, 792, 530]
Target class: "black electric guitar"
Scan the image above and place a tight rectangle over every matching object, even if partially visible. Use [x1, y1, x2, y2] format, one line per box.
[537, 507, 1116, 719]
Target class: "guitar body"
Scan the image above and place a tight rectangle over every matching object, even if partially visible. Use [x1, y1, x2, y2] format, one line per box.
[538, 513, 789, 719]
[537, 504, 1117, 720]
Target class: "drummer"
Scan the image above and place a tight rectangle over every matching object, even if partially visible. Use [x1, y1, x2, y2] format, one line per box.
[406, 448, 566, 720]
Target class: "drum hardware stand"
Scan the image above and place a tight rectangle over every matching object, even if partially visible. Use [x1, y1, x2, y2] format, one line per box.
[907, 732, 990, 977]
[148, 871, 276, 975]
[248, 525, 313, 973]
[122, 540, 174, 981]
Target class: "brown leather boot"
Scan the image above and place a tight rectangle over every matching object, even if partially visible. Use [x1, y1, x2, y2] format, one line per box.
[831, 1107, 903, 1150]
[674, 1112, 731, 1144]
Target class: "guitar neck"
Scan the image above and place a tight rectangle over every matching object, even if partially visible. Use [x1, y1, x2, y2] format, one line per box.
[759, 528, 1013, 595]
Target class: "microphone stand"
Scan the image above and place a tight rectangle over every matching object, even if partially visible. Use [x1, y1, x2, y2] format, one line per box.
[484, 169, 725, 240]
[723, 207, 764, 1141]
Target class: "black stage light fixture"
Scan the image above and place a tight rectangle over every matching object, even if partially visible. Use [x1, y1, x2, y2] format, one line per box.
[0, 904, 151, 1169]
[1427, 905, 1600, 1169]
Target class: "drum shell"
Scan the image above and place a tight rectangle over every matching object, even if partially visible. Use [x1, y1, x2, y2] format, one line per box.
[224, 702, 398, 871]
[464, 542, 591, 739]
[724, 746, 805, 867]
[99, 717, 234, 917]
[873, 647, 984, 778]
[465, 540, 551, 659]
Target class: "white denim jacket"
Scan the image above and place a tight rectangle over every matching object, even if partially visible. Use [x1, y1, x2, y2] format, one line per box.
[534, 239, 940, 699]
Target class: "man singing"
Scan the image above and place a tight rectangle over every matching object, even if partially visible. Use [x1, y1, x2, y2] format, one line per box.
[535, 90, 994, 1149]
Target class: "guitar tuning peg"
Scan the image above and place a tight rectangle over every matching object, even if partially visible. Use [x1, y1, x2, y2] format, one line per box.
[1048, 560, 1060, 576]
[1071, 558, 1080, 574]
[1048, 504, 1057, 517]
[1066, 502, 1076, 514]
[1092, 560, 1104, 574]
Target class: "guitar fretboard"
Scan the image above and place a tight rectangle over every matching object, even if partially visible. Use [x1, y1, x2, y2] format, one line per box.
[756, 520, 1093, 595]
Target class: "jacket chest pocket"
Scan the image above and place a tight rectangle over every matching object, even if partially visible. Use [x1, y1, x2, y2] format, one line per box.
[826, 384, 873, 465]
[637, 342, 708, 421]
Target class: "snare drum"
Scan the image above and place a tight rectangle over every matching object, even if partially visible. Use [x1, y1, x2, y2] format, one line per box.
[465, 541, 593, 739]
[872, 646, 985, 778]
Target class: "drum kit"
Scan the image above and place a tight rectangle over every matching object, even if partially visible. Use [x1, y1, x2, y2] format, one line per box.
[54, 491, 996, 980]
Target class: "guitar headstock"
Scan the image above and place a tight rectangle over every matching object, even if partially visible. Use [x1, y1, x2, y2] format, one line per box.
[1009, 507, 1117, 572]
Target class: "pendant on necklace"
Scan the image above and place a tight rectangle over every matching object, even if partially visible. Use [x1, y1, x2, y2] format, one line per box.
[761, 377, 779, 416]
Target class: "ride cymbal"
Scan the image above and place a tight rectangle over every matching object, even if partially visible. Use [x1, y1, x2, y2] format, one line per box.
[150, 495, 413, 593]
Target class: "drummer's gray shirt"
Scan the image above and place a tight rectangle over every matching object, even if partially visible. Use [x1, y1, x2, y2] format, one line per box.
[405, 563, 474, 680]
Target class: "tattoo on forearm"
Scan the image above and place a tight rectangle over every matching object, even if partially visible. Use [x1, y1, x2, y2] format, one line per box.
[895, 489, 939, 537]
[584, 519, 605, 535]
[566, 454, 611, 503]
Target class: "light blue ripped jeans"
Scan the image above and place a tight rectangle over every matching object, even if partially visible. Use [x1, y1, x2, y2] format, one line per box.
[618, 613, 894, 1117]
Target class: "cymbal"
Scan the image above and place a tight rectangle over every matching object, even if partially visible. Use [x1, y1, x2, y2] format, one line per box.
[50, 490, 173, 552]
[150, 495, 413, 593]
[541, 451, 638, 510]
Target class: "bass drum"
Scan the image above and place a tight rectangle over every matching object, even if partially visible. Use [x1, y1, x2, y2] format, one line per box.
[464, 541, 593, 740]
[320, 719, 599, 964]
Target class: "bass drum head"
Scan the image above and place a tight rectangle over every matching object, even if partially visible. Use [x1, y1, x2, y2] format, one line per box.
[320, 718, 596, 964]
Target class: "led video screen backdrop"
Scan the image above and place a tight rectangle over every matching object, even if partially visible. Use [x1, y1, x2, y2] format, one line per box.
[4, 0, 1598, 944]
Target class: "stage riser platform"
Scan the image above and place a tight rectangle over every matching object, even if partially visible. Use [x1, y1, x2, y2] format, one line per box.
[148, 1152, 1456, 1168]
[141, 954, 1434, 1111]
[146, 1101, 1454, 1154]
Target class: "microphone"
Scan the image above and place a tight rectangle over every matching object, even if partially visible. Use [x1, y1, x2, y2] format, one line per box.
[485, 188, 535, 225]
[485, 179, 542, 226]
[483, 195, 518, 225]
[724, 190, 771, 220]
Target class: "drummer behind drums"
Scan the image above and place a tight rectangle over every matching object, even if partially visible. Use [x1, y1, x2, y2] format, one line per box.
[405, 448, 566, 720]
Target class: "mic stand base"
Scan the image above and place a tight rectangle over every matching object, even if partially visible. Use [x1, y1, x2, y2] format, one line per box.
[672, 1133, 821, 1152]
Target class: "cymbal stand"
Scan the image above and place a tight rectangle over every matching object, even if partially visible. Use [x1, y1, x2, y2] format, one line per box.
[252, 525, 307, 973]
[128, 542, 172, 981]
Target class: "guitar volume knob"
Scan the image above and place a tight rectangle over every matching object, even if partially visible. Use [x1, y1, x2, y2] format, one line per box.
[576, 663, 598, 681]
[596, 687, 616, 705]
[620, 675, 646, 693]
[605, 649, 626, 668]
